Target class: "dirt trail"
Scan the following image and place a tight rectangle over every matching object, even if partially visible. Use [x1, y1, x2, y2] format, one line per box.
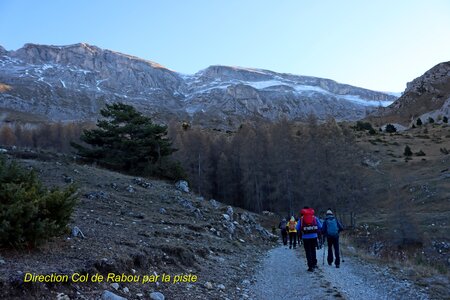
[249, 244, 429, 300]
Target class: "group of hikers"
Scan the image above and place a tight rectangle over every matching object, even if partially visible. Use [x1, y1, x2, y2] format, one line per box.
[278, 207, 343, 272]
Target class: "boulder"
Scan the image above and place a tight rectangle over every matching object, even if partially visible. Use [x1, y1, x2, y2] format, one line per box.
[175, 180, 189, 193]
[209, 199, 220, 209]
[226, 206, 234, 220]
[193, 208, 203, 219]
[126, 185, 135, 193]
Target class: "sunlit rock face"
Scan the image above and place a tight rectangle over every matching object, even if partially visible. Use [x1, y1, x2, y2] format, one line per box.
[0, 43, 396, 127]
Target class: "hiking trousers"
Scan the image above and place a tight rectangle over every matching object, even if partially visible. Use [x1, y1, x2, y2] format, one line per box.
[303, 238, 317, 268]
[327, 236, 340, 266]
[281, 230, 288, 245]
[288, 232, 297, 248]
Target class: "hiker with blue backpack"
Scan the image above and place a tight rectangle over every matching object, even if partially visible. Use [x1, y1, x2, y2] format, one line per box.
[322, 209, 344, 268]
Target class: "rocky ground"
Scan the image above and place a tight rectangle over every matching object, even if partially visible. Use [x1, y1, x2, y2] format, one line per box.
[0, 152, 277, 300]
[1, 137, 449, 299]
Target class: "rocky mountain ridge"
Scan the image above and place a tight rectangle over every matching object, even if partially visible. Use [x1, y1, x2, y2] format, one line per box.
[368, 61, 450, 126]
[0, 43, 397, 127]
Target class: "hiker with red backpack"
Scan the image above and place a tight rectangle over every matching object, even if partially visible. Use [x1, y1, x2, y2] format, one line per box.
[296, 207, 322, 272]
[287, 216, 298, 249]
[278, 218, 288, 246]
[322, 209, 344, 268]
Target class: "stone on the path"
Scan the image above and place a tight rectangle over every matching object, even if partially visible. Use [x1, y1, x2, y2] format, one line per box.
[159, 208, 167, 214]
[204, 281, 213, 289]
[217, 284, 226, 290]
[149, 291, 165, 300]
[111, 282, 120, 290]
[71, 226, 85, 238]
[101, 290, 127, 300]
[56, 293, 70, 300]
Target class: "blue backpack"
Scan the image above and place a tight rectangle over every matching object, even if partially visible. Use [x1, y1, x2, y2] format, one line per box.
[326, 218, 339, 237]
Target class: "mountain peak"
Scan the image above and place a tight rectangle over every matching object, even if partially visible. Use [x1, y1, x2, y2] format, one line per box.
[11, 42, 169, 71]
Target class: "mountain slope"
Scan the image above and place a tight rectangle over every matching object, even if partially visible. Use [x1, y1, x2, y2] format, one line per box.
[368, 62, 450, 126]
[0, 43, 397, 127]
[0, 152, 275, 299]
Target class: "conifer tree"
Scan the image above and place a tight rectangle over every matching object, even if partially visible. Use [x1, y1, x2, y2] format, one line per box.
[72, 103, 179, 178]
[0, 156, 77, 248]
[404, 145, 413, 156]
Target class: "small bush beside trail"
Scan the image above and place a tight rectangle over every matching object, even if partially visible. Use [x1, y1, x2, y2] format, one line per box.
[0, 156, 77, 248]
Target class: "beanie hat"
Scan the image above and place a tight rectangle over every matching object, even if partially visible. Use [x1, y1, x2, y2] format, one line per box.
[326, 210, 333, 215]
[290, 216, 295, 221]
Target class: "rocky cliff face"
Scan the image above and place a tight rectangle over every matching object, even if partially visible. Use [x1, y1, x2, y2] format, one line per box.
[368, 62, 450, 126]
[0, 43, 397, 127]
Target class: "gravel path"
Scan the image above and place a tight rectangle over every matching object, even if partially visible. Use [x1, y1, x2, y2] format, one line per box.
[248, 244, 430, 300]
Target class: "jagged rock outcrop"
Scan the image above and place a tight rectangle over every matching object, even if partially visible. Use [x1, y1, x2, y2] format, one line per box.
[0, 43, 397, 127]
[368, 62, 450, 126]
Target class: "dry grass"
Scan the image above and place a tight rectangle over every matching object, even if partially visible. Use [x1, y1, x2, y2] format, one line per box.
[0, 83, 12, 93]
[342, 123, 450, 297]
[341, 234, 450, 299]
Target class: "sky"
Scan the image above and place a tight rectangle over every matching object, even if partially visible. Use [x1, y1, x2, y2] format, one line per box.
[0, 0, 449, 92]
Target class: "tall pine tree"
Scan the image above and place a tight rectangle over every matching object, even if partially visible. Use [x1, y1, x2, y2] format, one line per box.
[72, 103, 180, 178]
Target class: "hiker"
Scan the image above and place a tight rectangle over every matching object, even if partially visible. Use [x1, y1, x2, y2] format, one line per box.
[278, 218, 288, 246]
[287, 216, 297, 249]
[296, 216, 302, 246]
[322, 209, 344, 268]
[296, 207, 322, 272]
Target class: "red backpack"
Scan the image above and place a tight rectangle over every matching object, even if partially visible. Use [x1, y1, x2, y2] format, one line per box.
[300, 208, 318, 234]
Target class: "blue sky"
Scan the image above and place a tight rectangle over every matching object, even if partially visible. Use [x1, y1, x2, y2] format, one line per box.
[1, 0, 449, 92]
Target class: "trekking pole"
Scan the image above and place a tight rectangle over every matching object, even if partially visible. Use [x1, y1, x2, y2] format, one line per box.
[341, 246, 344, 263]
[322, 238, 326, 265]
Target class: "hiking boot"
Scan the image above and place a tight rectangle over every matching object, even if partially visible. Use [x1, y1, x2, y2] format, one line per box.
[336, 265, 340, 268]
[289, 246, 292, 249]
[328, 262, 332, 266]
[307, 268, 314, 272]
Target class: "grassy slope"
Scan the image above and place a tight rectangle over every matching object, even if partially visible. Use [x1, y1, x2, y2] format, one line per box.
[351, 123, 450, 266]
